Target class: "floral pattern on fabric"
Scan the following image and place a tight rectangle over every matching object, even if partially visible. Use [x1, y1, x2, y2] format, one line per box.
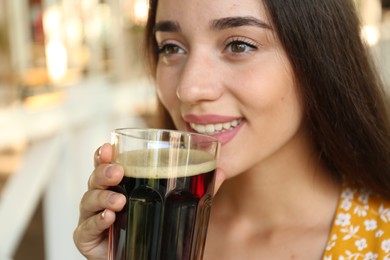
[323, 183, 390, 260]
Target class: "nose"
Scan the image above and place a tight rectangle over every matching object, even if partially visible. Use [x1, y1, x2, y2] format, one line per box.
[176, 52, 223, 104]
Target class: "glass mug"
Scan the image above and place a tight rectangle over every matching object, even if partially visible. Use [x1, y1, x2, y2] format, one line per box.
[108, 128, 220, 260]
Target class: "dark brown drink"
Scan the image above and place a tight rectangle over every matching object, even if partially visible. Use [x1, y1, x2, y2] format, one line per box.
[109, 148, 216, 260]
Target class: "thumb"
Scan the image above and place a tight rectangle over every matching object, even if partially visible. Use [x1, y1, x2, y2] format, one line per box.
[214, 168, 226, 195]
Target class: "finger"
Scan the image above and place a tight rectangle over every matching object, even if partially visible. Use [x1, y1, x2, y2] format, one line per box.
[73, 209, 116, 253]
[94, 143, 113, 167]
[214, 168, 226, 195]
[88, 164, 124, 190]
[79, 189, 126, 223]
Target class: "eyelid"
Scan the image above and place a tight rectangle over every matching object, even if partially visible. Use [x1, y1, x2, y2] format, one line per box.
[225, 36, 260, 48]
[157, 41, 187, 61]
[157, 39, 186, 51]
[157, 39, 179, 49]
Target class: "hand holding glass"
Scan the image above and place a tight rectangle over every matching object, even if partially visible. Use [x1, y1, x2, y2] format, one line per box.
[109, 128, 220, 260]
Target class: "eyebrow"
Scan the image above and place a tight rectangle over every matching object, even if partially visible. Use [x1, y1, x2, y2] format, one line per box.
[154, 16, 271, 34]
[210, 16, 272, 30]
[154, 21, 181, 33]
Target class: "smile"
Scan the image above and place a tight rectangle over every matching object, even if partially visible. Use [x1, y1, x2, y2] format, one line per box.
[190, 119, 242, 134]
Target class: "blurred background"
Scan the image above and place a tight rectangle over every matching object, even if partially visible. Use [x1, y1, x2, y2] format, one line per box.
[0, 0, 389, 259]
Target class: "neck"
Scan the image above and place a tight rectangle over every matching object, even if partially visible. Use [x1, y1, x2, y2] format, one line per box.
[212, 135, 341, 231]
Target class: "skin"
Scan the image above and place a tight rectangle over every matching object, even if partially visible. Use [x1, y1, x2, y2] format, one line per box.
[74, 0, 341, 259]
[73, 144, 126, 259]
[155, 0, 340, 259]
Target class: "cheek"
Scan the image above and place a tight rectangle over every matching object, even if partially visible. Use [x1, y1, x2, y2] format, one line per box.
[156, 67, 178, 110]
[241, 54, 297, 112]
[156, 66, 185, 129]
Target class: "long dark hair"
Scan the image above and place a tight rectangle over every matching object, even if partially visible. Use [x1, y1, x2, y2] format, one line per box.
[144, 0, 390, 198]
[144, 0, 175, 129]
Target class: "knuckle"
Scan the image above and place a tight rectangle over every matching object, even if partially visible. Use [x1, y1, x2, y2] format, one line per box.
[93, 146, 102, 167]
[73, 226, 81, 246]
[79, 193, 89, 213]
[88, 164, 107, 190]
[79, 190, 96, 214]
[87, 174, 94, 190]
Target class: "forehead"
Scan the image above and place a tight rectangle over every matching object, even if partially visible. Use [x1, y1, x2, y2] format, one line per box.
[155, 0, 268, 24]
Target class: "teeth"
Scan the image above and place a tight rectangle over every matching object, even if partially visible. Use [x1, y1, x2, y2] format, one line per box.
[223, 122, 231, 129]
[190, 119, 241, 134]
[215, 123, 223, 131]
[205, 124, 215, 133]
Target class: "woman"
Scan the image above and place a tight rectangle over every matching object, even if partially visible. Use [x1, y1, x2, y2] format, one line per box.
[73, 0, 390, 259]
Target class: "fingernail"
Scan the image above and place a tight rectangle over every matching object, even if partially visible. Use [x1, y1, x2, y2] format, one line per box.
[109, 194, 118, 204]
[105, 165, 113, 178]
[101, 209, 107, 219]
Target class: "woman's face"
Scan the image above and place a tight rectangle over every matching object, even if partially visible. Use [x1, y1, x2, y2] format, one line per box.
[154, 0, 306, 178]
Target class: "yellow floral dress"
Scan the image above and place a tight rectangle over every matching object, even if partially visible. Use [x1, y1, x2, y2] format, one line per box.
[323, 183, 390, 260]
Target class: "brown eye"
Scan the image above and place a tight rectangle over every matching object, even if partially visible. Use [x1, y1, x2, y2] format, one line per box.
[158, 44, 184, 55]
[230, 42, 248, 53]
[225, 39, 258, 55]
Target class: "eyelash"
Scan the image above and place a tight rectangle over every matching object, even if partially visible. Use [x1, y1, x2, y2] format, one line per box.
[224, 37, 259, 54]
[156, 37, 260, 58]
[157, 42, 185, 56]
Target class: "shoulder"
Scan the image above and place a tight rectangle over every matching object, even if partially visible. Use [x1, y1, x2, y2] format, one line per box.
[323, 182, 390, 259]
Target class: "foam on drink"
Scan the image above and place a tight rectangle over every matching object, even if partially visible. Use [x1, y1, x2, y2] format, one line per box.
[116, 148, 217, 179]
